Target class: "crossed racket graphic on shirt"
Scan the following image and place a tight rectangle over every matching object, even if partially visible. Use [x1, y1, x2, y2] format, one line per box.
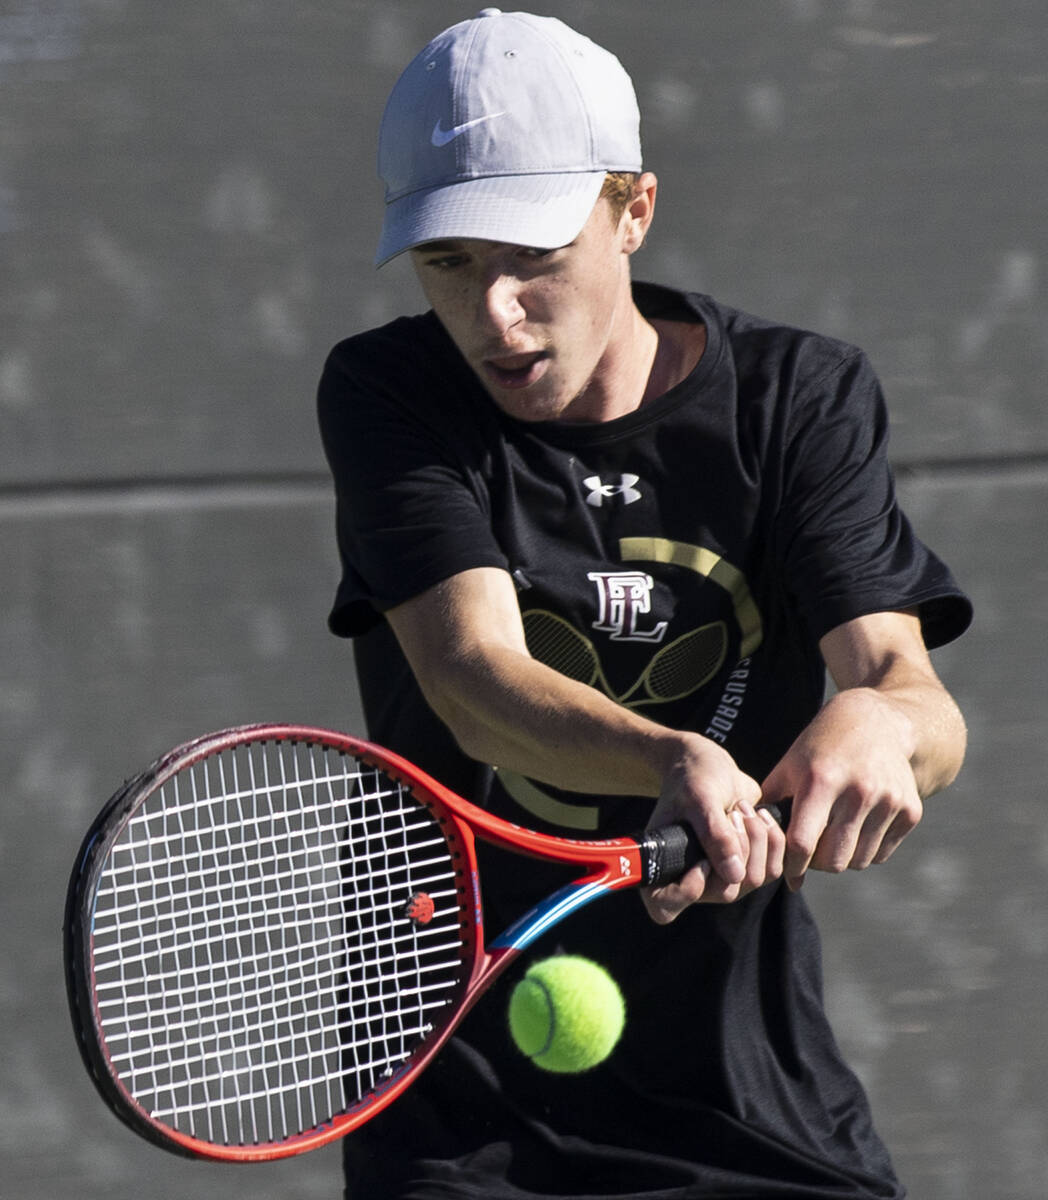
[522, 609, 728, 709]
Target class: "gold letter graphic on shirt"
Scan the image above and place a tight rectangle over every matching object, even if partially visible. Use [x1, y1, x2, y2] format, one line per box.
[498, 537, 763, 831]
[587, 570, 669, 642]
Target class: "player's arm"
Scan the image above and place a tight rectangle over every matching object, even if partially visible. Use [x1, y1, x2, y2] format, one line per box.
[762, 609, 967, 891]
[387, 566, 683, 797]
[385, 565, 783, 909]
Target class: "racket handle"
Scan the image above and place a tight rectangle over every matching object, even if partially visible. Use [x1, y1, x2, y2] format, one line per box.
[639, 801, 790, 887]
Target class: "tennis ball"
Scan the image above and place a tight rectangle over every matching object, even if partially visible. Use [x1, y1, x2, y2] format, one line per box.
[507, 955, 625, 1073]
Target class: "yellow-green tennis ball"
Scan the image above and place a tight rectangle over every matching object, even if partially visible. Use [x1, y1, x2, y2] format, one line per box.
[507, 955, 625, 1073]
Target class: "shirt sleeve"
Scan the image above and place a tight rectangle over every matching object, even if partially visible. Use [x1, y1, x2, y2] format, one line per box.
[317, 332, 509, 638]
[774, 346, 972, 649]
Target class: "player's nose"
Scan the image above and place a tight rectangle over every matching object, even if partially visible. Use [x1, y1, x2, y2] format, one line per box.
[477, 271, 526, 335]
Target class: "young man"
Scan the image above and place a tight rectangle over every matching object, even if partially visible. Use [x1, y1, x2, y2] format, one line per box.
[319, 10, 972, 1197]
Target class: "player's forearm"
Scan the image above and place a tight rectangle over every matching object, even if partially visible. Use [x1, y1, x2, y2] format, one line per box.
[423, 641, 679, 796]
[386, 568, 697, 798]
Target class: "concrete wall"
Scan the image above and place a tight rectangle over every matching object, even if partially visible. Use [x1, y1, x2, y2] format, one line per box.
[3, 3, 1046, 1196]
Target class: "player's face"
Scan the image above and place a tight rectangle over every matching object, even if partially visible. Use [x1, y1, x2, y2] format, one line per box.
[410, 189, 649, 423]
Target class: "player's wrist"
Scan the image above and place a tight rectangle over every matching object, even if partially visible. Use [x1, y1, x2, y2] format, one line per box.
[822, 686, 918, 762]
[652, 728, 742, 788]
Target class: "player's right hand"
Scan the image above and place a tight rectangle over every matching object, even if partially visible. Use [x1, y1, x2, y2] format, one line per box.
[642, 734, 784, 922]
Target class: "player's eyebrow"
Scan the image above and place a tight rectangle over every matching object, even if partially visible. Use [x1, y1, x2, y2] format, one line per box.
[414, 240, 466, 252]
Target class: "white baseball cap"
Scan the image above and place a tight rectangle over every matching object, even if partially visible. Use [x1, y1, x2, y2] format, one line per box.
[375, 8, 642, 266]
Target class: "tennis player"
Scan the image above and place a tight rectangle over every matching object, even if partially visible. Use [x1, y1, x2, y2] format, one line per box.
[318, 10, 972, 1197]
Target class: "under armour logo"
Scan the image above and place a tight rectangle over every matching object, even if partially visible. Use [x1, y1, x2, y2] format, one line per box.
[582, 474, 642, 507]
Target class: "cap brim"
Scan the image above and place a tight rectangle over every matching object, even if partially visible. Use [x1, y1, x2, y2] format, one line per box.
[375, 171, 607, 267]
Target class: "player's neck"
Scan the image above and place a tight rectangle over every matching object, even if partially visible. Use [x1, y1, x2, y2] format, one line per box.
[565, 296, 705, 424]
[595, 306, 706, 419]
[615, 304, 708, 418]
[581, 304, 664, 422]
[642, 317, 707, 406]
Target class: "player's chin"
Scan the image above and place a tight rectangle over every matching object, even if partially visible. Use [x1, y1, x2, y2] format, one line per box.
[486, 387, 570, 424]
[478, 365, 583, 423]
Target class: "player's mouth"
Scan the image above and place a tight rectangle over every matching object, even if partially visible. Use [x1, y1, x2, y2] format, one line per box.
[482, 351, 549, 390]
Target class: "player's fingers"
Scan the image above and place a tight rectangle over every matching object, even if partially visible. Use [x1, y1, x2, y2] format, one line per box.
[847, 800, 898, 870]
[869, 798, 923, 865]
[644, 809, 752, 922]
[686, 816, 744, 892]
[735, 802, 767, 891]
[814, 785, 921, 873]
[642, 861, 714, 924]
[689, 804, 747, 890]
[808, 791, 867, 874]
[697, 803, 780, 902]
[782, 790, 834, 891]
[733, 802, 786, 893]
[694, 874, 743, 906]
[674, 811, 749, 908]
[754, 804, 786, 884]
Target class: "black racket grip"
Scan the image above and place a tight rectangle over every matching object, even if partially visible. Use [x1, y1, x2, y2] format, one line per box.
[639, 801, 791, 887]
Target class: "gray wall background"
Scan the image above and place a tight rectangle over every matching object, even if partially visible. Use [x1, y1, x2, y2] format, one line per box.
[2, 1, 1046, 1196]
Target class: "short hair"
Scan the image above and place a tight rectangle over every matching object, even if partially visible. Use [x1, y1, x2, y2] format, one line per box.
[600, 171, 640, 223]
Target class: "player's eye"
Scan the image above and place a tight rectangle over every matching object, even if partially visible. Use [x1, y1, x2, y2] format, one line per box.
[424, 253, 469, 270]
[412, 243, 472, 271]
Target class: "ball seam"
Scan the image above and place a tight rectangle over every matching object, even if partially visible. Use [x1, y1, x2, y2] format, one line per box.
[529, 975, 557, 1059]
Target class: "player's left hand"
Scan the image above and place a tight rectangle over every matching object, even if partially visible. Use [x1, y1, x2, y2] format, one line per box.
[761, 687, 922, 892]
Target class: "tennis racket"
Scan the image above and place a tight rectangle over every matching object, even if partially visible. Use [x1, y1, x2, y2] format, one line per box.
[64, 723, 781, 1163]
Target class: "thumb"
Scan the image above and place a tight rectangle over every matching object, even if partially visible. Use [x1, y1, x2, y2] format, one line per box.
[761, 755, 793, 807]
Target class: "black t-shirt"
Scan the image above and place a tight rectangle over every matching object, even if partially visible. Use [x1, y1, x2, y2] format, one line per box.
[318, 283, 972, 1198]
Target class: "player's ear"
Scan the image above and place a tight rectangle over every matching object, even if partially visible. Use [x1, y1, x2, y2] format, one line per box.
[622, 172, 657, 254]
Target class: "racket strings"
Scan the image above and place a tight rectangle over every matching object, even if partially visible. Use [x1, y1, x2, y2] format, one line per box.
[89, 740, 470, 1148]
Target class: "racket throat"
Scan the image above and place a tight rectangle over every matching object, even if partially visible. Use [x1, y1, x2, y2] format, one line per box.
[489, 878, 615, 954]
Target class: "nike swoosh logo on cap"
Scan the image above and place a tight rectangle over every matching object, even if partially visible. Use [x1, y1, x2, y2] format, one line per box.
[431, 112, 506, 147]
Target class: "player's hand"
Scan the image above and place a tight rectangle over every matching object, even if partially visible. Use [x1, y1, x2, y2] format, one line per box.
[642, 735, 785, 923]
[761, 687, 922, 892]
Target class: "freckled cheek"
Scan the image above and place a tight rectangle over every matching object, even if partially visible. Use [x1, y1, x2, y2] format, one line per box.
[427, 285, 482, 352]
